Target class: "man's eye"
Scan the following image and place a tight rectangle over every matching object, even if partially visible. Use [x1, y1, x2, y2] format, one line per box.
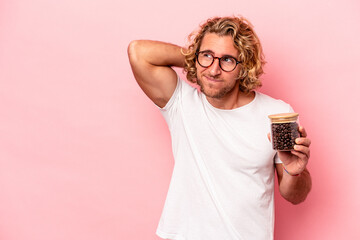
[202, 53, 212, 58]
[223, 57, 234, 63]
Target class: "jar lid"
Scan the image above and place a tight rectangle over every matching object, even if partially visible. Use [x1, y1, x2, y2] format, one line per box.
[268, 113, 299, 123]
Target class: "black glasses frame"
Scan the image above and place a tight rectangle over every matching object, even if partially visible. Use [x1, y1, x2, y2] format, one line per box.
[195, 51, 241, 72]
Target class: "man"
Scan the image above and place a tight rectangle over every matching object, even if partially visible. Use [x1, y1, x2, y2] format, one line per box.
[128, 16, 312, 240]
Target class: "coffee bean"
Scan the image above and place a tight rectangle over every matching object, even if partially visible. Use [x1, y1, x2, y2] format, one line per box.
[271, 122, 299, 151]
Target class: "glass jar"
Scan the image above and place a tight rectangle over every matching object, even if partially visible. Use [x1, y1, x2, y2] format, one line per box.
[268, 113, 300, 151]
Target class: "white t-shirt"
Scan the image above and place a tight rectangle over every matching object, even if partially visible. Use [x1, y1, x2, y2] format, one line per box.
[156, 77, 292, 240]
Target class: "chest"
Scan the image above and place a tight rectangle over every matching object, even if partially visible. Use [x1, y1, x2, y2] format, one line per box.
[175, 101, 276, 171]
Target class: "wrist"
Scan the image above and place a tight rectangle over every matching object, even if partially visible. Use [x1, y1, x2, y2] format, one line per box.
[283, 165, 300, 177]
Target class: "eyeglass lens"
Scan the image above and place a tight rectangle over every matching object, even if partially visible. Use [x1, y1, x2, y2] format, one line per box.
[197, 52, 238, 72]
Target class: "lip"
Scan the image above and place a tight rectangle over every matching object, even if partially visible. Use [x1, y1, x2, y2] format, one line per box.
[205, 75, 222, 83]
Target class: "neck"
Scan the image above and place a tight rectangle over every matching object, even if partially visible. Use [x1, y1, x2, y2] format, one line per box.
[206, 84, 255, 110]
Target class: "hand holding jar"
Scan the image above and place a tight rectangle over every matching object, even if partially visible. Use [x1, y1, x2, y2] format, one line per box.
[268, 113, 311, 176]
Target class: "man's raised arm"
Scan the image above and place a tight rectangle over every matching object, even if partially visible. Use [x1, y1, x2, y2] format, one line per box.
[127, 40, 185, 108]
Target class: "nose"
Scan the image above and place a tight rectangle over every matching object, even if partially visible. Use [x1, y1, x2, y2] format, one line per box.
[209, 58, 221, 76]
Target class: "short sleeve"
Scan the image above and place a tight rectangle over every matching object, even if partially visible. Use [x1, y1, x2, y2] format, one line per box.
[158, 75, 182, 112]
[157, 75, 183, 130]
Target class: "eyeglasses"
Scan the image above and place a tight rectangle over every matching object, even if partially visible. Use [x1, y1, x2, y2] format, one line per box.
[195, 51, 241, 72]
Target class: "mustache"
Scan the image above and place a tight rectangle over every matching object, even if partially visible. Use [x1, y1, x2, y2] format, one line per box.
[203, 74, 222, 80]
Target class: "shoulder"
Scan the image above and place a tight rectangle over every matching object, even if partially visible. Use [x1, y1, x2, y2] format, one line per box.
[160, 75, 198, 111]
[255, 91, 293, 113]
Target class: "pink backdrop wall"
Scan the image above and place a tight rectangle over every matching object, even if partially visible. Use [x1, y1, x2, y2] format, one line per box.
[1, 0, 360, 239]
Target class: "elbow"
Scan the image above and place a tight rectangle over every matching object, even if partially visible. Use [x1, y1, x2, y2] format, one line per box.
[281, 188, 311, 205]
[127, 40, 140, 63]
[288, 196, 307, 205]
[281, 193, 307, 205]
[128, 40, 150, 67]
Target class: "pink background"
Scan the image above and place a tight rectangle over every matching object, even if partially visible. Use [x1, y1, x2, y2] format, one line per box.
[1, 0, 360, 239]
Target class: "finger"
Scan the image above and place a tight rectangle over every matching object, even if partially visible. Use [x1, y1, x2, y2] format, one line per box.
[293, 144, 310, 159]
[298, 126, 307, 138]
[290, 149, 309, 163]
[295, 137, 311, 147]
[267, 133, 271, 142]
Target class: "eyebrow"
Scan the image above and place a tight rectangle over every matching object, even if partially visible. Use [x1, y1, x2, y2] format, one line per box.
[199, 49, 238, 60]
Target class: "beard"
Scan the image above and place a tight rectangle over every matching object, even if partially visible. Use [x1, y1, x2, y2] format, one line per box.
[196, 75, 238, 99]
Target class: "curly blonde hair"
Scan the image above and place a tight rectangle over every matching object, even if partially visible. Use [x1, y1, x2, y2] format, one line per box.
[183, 16, 265, 93]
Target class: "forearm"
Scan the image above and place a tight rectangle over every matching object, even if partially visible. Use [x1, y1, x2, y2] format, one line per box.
[128, 40, 185, 68]
[279, 168, 312, 205]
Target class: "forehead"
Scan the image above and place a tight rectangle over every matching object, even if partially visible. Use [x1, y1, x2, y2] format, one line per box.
[200, 33, 239, 56]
